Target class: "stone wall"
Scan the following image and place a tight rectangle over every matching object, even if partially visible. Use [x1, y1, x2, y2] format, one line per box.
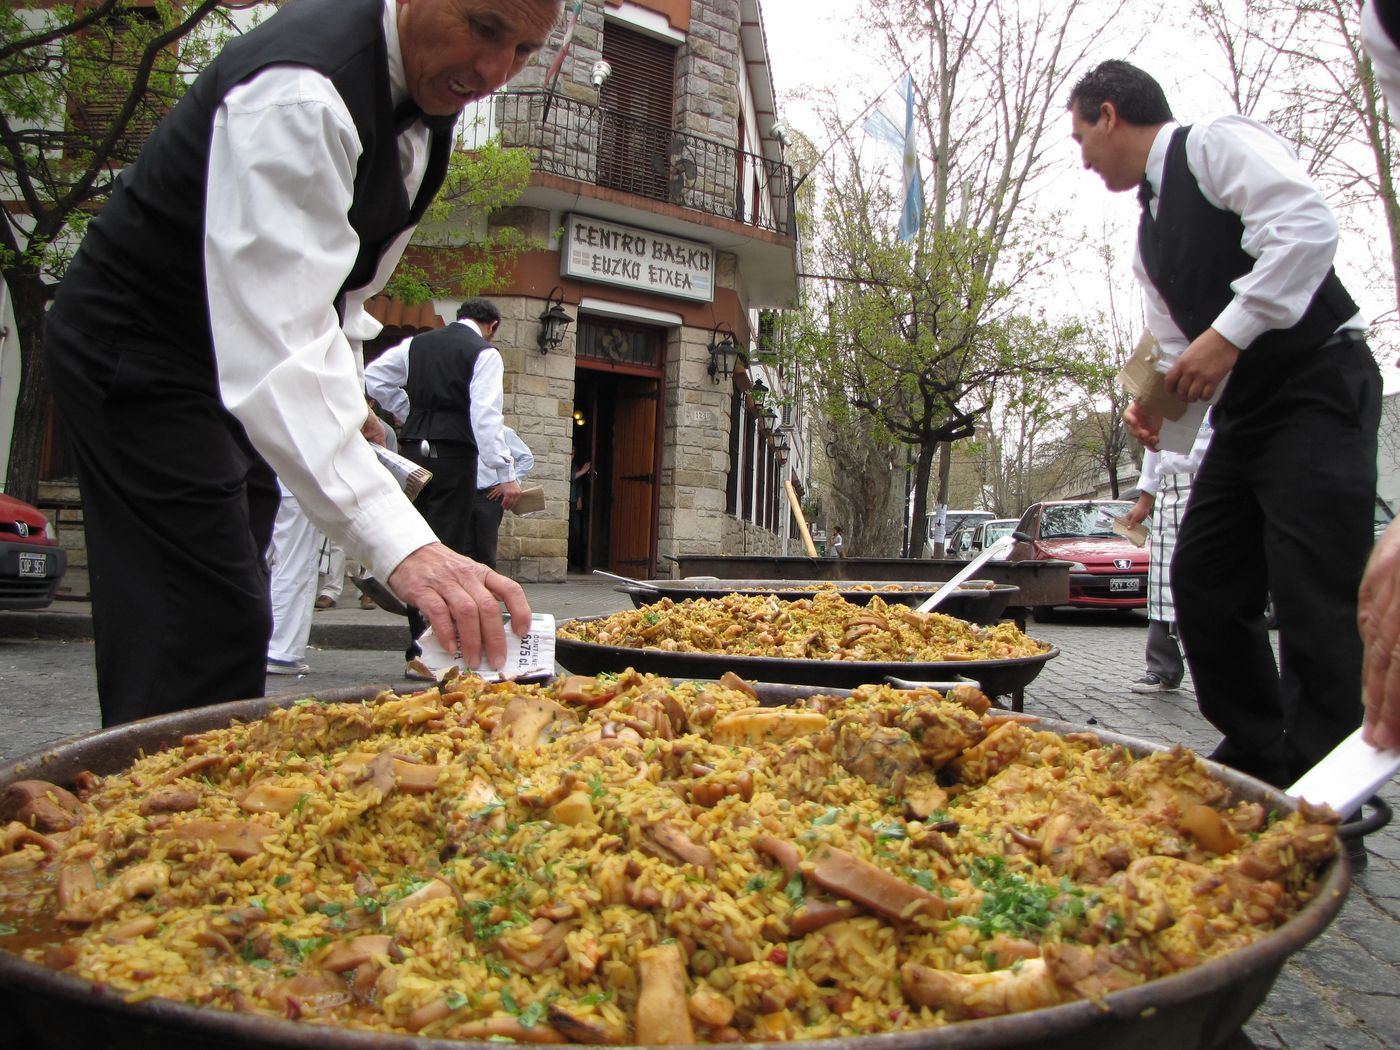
[491, 288, 576, 583]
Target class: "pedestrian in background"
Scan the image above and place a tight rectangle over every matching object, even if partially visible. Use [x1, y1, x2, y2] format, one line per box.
[364, 298, 519, 678]
[265, 482, 317, 676]
[1124, 420, 1212, 693]
[470, 426, 533, 570]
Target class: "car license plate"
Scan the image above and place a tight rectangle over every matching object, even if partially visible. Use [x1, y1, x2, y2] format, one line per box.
[1109, 576, 1140, 593]
[17, 552, 47, 578]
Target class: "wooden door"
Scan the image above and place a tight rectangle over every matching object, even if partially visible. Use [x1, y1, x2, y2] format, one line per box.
[608, 379, 658, 576]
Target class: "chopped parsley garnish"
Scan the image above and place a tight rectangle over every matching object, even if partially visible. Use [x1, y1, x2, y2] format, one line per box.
[785, 873, 806, 906]
[905, 867, 936, 891]
[874, 821, 907, 841]
[965, 856, 1058, 937]
[446, 990, 469, 1010]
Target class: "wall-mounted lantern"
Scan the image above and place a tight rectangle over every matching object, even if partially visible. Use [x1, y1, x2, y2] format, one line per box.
[707, 322, 743, 384]
[537, 287, 574, 355]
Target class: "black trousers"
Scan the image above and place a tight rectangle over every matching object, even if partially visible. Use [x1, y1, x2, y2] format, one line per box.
[467, 487, 505, 570]
[45, 313, 279, 726]
[1171, 333, 1380, 786]
[403, 447, 477, 660]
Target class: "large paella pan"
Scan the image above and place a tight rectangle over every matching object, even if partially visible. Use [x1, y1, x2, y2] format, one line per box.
[614, 581, 1019, 626]
[555, 593, 1057, 697]
[0, 675, 1346, 1050]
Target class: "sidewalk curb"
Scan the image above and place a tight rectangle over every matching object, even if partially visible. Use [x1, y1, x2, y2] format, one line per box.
[0, 609, 405, 651]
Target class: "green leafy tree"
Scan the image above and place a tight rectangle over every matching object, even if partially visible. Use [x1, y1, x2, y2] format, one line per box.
[1193, 0, 1400, 329]
[0, 0, 235, 500]
[0, 2, 535, 501]
[787, 0, 1127, 555]
[382, 133, 534, 302]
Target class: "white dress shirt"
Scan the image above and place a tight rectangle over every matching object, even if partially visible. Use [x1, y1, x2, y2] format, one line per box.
[484, 427, 534, 489]
[362, 319, 516, 488]
[1136, 418, 1214, 496]
[1133, 117, 1364, 366]
[203, 0, 437, 581]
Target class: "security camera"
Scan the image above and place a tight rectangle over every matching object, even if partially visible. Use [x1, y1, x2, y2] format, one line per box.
[772, 122, 791, 148]
[591, 60, 612, 88]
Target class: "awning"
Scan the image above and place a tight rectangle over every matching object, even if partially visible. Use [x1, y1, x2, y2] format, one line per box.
[365, 295, 444, 346]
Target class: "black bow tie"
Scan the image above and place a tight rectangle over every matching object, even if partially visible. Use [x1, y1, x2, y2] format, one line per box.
[394, 99, 458, 135]
[1137, 176, 1154, 210]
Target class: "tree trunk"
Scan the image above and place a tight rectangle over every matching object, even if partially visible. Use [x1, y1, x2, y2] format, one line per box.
[908, 440, 935, 559]
[932, 441, 952, 557]
[5, 275, 52, 505]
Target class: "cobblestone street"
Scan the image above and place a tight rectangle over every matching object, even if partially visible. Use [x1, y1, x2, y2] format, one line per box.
[0, 580, 1395, 1048]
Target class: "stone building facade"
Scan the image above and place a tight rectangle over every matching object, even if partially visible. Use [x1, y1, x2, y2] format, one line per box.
[381, 0, 805, 583]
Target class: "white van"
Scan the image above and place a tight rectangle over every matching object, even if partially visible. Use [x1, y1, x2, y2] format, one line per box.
[921, 509, 994, 558]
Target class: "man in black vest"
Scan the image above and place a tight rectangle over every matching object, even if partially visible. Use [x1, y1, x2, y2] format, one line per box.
[364, 298, 519, 676]
[1067, 62, 1381, 795]
[43, 0, 560, 726]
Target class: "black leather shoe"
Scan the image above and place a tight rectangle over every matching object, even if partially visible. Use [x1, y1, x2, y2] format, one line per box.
[1346, 836, 1369, 873]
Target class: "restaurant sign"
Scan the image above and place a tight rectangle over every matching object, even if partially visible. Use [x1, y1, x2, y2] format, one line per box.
[562, 214, 714, 303]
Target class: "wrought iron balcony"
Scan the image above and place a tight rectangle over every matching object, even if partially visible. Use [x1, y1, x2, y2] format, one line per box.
[460, 90, 796, 238]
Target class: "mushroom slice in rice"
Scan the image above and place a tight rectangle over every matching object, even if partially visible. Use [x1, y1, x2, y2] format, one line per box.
[56, 862, 168, 924]
[635, 942, 696, 1045]
[163, 819, 276, 859]
[709, 708, 828, 746]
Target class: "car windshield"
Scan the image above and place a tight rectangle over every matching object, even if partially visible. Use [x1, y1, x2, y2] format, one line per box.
[1039, 504, 1127, 540]
[985, 522, 1016, 542]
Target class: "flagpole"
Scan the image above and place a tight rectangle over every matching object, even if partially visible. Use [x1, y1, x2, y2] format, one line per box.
[539, 0, 584, 125]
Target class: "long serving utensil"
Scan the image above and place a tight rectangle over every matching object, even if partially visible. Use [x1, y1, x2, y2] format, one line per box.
[913, 532, 1027, 614]
[591, 569, 662, 591]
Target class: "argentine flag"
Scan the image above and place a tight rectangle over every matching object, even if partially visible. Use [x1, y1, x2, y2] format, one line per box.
[862, 75, 924, 242]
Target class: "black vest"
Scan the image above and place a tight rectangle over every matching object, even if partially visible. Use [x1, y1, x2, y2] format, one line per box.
[400, 324, 488, 451]
[51, 0, 452, 365]
[1137, 126, 1356, 359]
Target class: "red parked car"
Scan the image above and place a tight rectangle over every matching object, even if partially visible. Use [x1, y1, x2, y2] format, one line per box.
[1008, 499, 1148, 621]
[0, 494, 67, 610]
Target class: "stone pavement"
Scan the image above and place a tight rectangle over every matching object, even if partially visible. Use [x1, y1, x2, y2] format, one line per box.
[0, 578, 1396, 1048]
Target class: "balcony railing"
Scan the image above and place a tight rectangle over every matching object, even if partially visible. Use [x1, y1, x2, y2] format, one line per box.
[460, 90, 796, 238]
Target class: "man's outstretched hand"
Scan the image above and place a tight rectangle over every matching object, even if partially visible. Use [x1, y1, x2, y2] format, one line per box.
[388, 543, 531, 668]
[1359, 518, 1400, 751]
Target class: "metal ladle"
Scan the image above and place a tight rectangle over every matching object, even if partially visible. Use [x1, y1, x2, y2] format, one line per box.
[913, 532, 1027, 614]
[591, 569, 661, 591]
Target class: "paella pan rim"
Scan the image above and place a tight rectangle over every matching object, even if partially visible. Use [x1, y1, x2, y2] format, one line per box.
[0, 686, 1348, 1050]
[554, 614, 1059, 696]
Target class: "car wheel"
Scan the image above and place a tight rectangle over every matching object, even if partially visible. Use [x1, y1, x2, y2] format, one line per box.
[1031, 605, 1056, 623]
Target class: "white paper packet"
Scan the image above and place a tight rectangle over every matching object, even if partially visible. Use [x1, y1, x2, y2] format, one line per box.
[1287, 727, 1400, 818]
[409, 613, 556, 683]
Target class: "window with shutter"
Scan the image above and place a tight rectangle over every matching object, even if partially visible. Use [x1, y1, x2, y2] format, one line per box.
[598, 23, 676, 202]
